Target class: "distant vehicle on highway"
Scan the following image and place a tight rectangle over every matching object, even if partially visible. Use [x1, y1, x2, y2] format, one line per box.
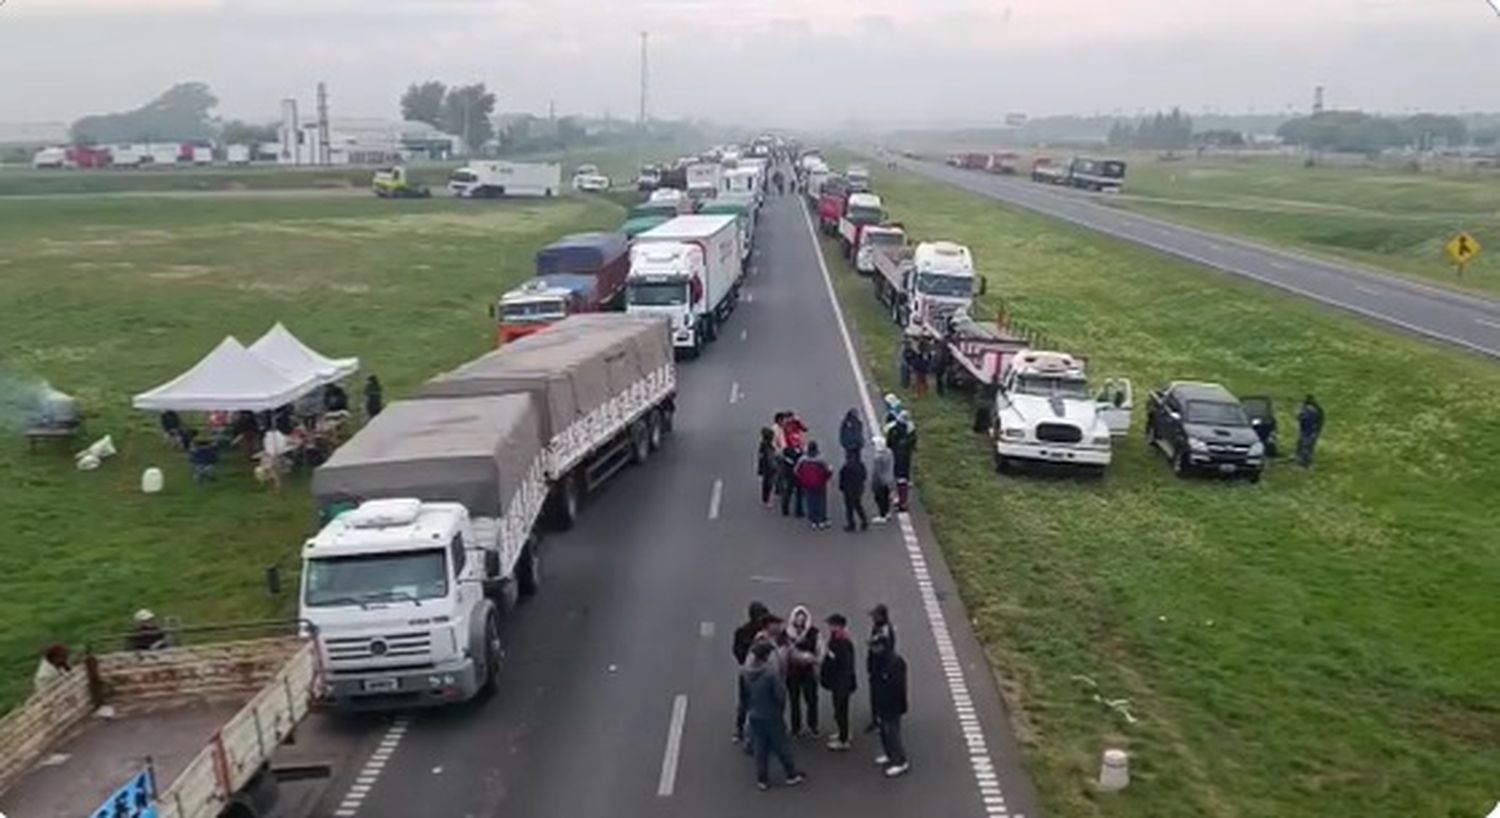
[1031, 157, 1066, 184]
[1145, 381, 1265, 481]
[636, 165, 662, 191]
[574, 173, 612, 192]
[449, 161, 561, 198]
[846, 164, 872, 192]
[371, 166, 431, 198]
[986, 152, 1020, 175]
[1066, 157, 1128, 192]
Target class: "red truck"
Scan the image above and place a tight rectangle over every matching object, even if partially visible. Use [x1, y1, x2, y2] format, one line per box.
[818, 174, 851, 236]
[495, 232, 630, 344]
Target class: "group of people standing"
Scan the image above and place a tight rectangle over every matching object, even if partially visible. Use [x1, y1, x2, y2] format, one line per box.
[756, 402, 918, 531]
[733, 601, 910, 789]
[898, 336, 945, 397]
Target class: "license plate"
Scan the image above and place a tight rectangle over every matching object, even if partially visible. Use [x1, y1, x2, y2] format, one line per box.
[363, 678, 398, 693]
[1218, 464, 1236, 474]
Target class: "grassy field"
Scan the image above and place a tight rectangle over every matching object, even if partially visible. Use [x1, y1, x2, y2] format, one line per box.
[0, 190, 626, 709]
[820, 161, 1499, 817]
[1110, 154, 1500, 297]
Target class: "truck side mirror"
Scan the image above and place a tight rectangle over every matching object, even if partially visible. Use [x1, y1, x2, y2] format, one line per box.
[484, 550, 501, 579]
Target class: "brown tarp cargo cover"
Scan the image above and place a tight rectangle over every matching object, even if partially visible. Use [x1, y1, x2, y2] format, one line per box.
[312, 394, 540, 517]
[418, 315, 671, 440]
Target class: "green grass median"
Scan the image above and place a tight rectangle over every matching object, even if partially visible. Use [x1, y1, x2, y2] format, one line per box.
[821, 162, 1499, 818]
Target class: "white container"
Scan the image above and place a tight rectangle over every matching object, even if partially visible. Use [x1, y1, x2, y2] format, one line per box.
[141, 467, 164, 494]
[1098, 748, 1129, 792]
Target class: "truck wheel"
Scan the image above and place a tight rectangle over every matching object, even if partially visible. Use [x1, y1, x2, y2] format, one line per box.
[516, 543, 542, 597]
[548, 473, 581, 530]
[703, 315, 718, 342]
[647, 410, 664, 450]
[630, 420, 650, 465]
[480, 612, 502, 693]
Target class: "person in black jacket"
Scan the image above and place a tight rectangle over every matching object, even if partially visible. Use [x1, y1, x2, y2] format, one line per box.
[838, 408, 865, 462]
[756, 427, 778, 508]
[865, 604, 897, 732]
[363, 374, 384, 420]
[820, 613, 858, 750]
[839, 454, 869, 532]
[869, 641, 910, 777]
[732, 601, 771, 743]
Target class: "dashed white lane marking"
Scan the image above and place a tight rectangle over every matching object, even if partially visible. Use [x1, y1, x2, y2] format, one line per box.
[1475, 317, 1500, 329]
[746, 290, 754, 303]
[708, 478, 723, 520]
[334, 717, 409, 816]
[699, 620, 716, 638]
[656, 694, 690, 797]
[740, 328, 749, 341]
[729, 381, 741, 404]
[1269, 259, 1291, 270]
[801, 203, 1014, 817]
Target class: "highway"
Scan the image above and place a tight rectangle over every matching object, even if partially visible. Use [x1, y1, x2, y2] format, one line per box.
[883, 155, 1500, 360]
[294, 191, 1041, 818]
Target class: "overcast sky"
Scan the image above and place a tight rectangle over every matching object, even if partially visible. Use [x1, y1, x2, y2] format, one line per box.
[2, 0, 1497, 127]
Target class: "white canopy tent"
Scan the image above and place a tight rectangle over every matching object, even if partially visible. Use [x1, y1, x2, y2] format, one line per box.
[249, 323, 360, 388]
[132, 336, 322, 412]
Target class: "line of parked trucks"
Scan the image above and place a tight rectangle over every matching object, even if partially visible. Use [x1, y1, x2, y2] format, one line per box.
[807, 152, 1269, 481]
[0, 138, 794, 818]
[944, 150, 1128, 193]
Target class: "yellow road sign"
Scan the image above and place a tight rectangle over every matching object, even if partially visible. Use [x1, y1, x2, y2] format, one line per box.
[1445, 232, 1481, 266]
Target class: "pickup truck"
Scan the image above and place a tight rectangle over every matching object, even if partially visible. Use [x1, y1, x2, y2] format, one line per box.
[1144, 381, 1265, 481]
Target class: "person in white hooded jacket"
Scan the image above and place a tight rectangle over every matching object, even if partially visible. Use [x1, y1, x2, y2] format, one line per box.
[785, 605, 822, 737]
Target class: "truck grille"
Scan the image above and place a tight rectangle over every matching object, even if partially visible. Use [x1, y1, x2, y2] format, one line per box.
[325, 631, 432, 663]
[1207, 442, 1250, 456]
[1036, 423, 1083, 444]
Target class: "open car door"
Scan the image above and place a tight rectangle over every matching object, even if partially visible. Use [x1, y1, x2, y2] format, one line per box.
[1240, 395, 1279, 457]
[1096, 378, 1133, 436]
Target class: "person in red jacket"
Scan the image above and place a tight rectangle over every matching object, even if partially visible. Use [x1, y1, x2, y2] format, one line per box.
[794, 440, 833, 529]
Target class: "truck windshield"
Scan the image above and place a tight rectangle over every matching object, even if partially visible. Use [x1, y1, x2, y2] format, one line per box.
[304, 550, 448, 607]
[1185, 400, 1249, 426]
[865, 232, 904, 248]
[916, 272, 974, 298]
[1015, 374, 1091, 400]
[502, 300, 566, 321]
[449, 171, 476, 184]
[847, 205, 882, 224]
[628, 280, 688, 306]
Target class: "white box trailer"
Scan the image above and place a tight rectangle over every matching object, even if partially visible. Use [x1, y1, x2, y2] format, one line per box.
[686, 162, 722, 202]
[304, 315, 676, 709]
[448, 161, 562, 198]
[226, 144, 251, 165]
[626, 214, 744, 356]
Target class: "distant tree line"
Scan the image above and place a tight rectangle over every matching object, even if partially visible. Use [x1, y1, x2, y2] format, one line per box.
[1107, 108, 1194, 150]
[71, 83, 219, 144]
[1276, 111, 1469, 153]
[400, 80, 497, 153]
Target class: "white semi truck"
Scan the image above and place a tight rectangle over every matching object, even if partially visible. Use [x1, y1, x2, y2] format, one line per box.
[989, 350, 1133, 474]
[448, 161, 562, 198]
[872, 240, 987, 335]
[626, 214, 744, 356]
[303, 315, 676, 709]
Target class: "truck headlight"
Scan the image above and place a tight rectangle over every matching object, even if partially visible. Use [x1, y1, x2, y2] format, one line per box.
[1188, 438, 1208, 453]
[1000, 427, 1024, 440]
[1248, 441, 1265, 457]
[1091, 435, 1112, 446]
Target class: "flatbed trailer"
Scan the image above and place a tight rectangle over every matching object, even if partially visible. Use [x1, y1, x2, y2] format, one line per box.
[0, 630, 319, 818]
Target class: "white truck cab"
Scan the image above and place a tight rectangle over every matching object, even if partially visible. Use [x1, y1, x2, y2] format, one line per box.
[991, 351, 1133, 472]
[301, 499, 507, 709]
[626, 242, 705, 349]
[911, 241, 982, 328]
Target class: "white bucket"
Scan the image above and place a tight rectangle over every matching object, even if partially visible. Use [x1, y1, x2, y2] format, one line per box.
[141, 467, 164, 494]
[1098, 748, 1129, 792]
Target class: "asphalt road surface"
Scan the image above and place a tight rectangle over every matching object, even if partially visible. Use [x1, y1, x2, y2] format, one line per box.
[882, 154, 1500, 360]
[304, 191, 1042, 818]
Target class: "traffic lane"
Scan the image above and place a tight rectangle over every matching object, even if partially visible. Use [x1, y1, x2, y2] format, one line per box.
[891, 157, 1500, 358]
[350, 326, 741, 818]
[662, 192, 1029, 817]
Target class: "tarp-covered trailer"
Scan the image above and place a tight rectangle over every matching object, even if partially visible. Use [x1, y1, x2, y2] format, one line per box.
[418, 314, 677, 528]
[534, 232, 631, 310]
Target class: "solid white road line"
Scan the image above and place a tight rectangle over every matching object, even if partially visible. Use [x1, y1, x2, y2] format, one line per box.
[1474, 317, 1500, 329]
[800, 204, 1010, 817]
[1354, 284, 1380, 296]
[708, 479, 723, 520]
[657, 694, 690, 797]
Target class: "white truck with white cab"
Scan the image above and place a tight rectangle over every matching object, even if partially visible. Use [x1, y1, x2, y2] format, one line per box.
[872, 240, 987, 335]
[855, 223, 905, 275]
[837, 191, 885, 258]
[627, 214, 744, 356]
[449, 161, 562, 198]
[990, 350, 1132, 474]
[686, 162, 722, 204]
[304, 316, 676, 709]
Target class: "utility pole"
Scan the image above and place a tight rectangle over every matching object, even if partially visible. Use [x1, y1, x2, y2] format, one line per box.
[637, 30, 649, 176]
[316, 82, 331, 166]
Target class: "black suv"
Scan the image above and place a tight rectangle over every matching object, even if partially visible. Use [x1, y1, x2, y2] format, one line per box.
[1145, 381, 1265, 482]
